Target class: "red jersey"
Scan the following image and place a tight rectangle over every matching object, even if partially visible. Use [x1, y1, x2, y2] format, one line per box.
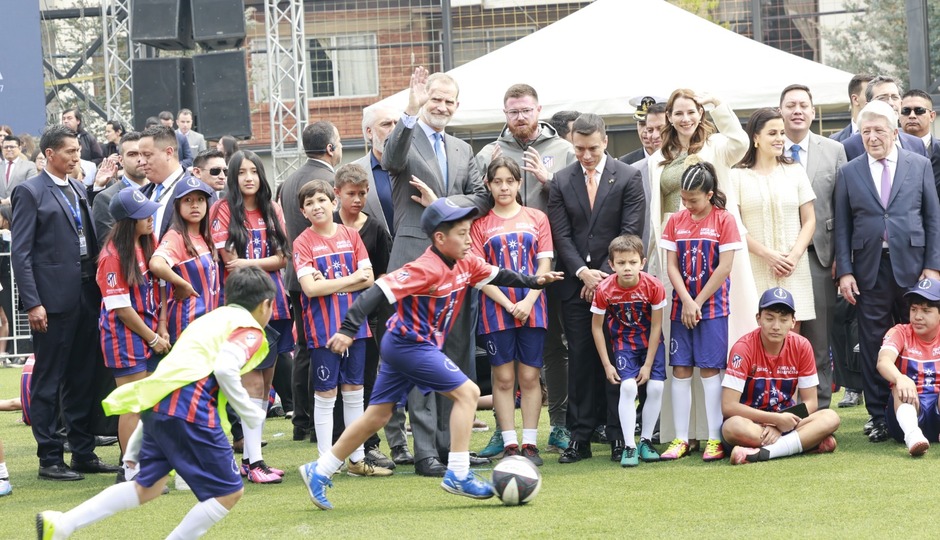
[882, 324, 940, 395]
[591, 272, 666, 352]
[723, 328, 818, 412]
[153, 230, 221, 343]
[97, 241, 158, 369]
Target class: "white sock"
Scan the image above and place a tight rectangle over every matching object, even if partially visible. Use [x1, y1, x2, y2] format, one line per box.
[342, 389, 366, 463]
[314, 394, 337, 459]
[765, 431, 803, 460]
[641, 380, 664, 441]
[60, 481, 140, 535]
[671, 376, 692, 442]
[522, 429, 538, 446]
[619, 379, 638, 448]
[243, 398, 267, 464]
[123, 463, 140, 482]
[448, 451, 470, 481]
[502, 430, 518, 448]
[166, 498, 228, 540]
[0, 461, 8, 479]
[701, 374, 724, 441]
[897, 403, 923, 445]
[315, 450, 344, 478]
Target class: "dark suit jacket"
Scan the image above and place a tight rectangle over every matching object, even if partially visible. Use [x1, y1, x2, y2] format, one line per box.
[830, 123, 853, 143]
[91, 178, 133, 246]
[140, 172, 215, 240]
[842, 131, 927, 162]
[548, 155, 646, 301]
[834, 149, 940, 289]
[176, 132, 193, 170]
[618, 148, 646, 165]
[353, 154, 391, 234]
[277, 158, 335, 291]
[11, 171, 99, 313]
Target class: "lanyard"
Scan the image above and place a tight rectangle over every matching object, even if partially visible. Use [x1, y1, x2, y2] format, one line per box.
[121, 176, 133, 189]
[58, 184, 83, 232]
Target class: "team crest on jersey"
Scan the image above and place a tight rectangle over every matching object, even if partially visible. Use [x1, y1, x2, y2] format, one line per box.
[212, 218, 221, 231]
[731, 354, 743, 369]
[106, 272, 117, 288]
[542, 156, 554, 169]
[395, 270, 410, 283]
[317, 365, 330, 381]
[443, 357, 461, 372]
[615, 354, 628, 371]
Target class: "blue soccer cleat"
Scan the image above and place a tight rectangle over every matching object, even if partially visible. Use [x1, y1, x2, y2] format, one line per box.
[440, 470, 494, 500]
[299, 462, 334, 510]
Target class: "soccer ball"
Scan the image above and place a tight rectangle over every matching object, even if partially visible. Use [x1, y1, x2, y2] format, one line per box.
[491, 456, 542, 506]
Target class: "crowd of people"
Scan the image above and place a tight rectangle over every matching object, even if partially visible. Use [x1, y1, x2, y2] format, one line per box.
[2, 66, 940, 537]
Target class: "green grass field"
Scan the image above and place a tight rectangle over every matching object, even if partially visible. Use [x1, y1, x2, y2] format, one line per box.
[1, 364, 937, 539]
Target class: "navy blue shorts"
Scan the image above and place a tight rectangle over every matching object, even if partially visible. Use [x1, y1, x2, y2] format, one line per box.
[310, 339, 366, 392]
[481, 327, 546, 368]
[369, 333, 469, 406]
[256, 318, 295, 370]
[886, 393, 940, 443]
[109, 354, 162, 379]
[136, 412, 242, 502]
[669, 316, 728, 370]
[613, 342, 667, 381]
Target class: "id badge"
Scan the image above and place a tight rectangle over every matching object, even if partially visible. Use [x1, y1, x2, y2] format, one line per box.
[78, 229, 88, 257]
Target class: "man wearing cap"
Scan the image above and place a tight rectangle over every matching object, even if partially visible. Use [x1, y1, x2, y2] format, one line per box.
[877, 277, 940, 457]
[720, 288, 841, 465]
[619, 97, 665, 165]
[11, 125, 120, 481]
[835, 98, 940, 442]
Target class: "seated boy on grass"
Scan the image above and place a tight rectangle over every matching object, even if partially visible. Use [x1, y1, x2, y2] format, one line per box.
[721, 287, 841, 465]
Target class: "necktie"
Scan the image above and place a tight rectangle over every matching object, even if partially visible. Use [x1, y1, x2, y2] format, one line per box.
[789, 144, 801, 164]
[152, 183, 164, 221]
[879, 158, 891, 240]
[5, 160, 12, 185]
[586, 169, 598, 209]
[433, 132, 448, 192]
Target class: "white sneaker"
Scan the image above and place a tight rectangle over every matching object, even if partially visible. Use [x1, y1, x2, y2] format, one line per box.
[906, 430, 930, 457]
[174, 474, 191, 491]
[0, 478, 10, 497]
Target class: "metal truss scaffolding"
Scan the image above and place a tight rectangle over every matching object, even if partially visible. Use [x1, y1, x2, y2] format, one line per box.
[101, 0, 135, 122]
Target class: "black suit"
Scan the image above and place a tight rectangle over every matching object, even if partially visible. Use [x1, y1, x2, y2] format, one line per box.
[618, 147, 646, 165]
[548, 155, 645, 446]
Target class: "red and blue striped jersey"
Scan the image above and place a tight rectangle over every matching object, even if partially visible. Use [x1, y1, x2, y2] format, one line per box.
[377, 248, 498, 349]
[210, 200, 291, 320]
[661, 207, 741, 320]
[153, 230, 221, 344]
[293, 224, 372, 348]
[882, 324, 940, 395]
[723, 328, 818, 412]
[471, 207, 553, 334]
[153, 327, 264, 427]
[590, 272, 666, 352]
[97, 241, 158, 369]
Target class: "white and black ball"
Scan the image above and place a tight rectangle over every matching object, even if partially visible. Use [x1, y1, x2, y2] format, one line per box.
[491, 456, 542, 506]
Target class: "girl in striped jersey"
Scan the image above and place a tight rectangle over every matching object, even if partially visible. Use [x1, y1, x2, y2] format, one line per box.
[96, 189, 170, 471]
[150, 178, 220, 345]
[210, 151, 292, 483]
[471, 157, 553, 465]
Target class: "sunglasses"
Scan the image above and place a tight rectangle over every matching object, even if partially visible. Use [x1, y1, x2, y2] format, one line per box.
[209, 167, 228, 176]
[901, 106, 931, 116]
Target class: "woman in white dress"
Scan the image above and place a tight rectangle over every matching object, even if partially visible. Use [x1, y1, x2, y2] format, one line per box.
[732, 107, 816, 329]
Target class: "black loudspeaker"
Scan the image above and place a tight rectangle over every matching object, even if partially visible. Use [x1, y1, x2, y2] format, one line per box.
[193, 0, 246, 50]
[193, 50, 251, 139]
[131, 57, 195, 130]
[130, 0, 194, 50]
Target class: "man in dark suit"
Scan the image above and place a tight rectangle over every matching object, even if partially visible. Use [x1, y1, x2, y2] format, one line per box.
[277, 120, 342, 442]
[841, 76, 928, 161]
[11, 125, 120, 480]
[137, 125, 191, 239]
[830, 74, 873, 143]
[91, 131, 149, 246]
[382, 66, 489, 476]
[834, 100, 940, 442]
[900, 89, 940, 188]
[548, 113, 646, 463]
[619, 98, 665, 165]
[1, 135, 38, 203]
[779, 84, 848, 410]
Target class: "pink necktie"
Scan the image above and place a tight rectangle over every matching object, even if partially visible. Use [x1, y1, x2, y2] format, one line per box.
[4, 161, 11, 186]
[586, 169, 597, 209]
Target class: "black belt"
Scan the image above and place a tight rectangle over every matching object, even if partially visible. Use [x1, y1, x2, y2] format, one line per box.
[882, 247, 890, 257]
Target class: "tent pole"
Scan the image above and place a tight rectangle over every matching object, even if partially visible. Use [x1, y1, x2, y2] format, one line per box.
[441, 0, 454, 71]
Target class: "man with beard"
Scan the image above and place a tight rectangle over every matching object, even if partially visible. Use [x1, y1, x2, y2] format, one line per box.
[91, 131, 150, 245]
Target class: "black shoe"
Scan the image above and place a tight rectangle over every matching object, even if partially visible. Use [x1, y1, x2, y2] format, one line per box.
[391, 445, 414, 465]
[868, 420, 889, 442]
[38, 464, 84, 481]
[364, 447, 396, 470]
[70, 457, 122, 474]
[293, 426, 310, 441]
[863, 417, 875, 435]
[559, 441, 592, 464]
[634, 423, 642, 436]
[95, 436, 119, 447]
[610, 440, 625, 462]
[414, 456, 447, 477]
[267, 405, 285, 418]
[469, 453, 491, 466]
[838, 390, 863, 408]
[591, 425, 608, 444]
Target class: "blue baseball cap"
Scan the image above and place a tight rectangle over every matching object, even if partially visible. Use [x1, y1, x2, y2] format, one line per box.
[110, 188, 159, 221]
[758, 287, 796, 312]
[906, 278, 940, 302]
[173, 176, 214, 200]
[420, 198, 479, 237]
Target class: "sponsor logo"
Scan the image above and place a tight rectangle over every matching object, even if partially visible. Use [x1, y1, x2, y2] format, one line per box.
[920, 278, 933, 290]
[187, 177, 200, 187]
[132, 190, 147, 203]
[336, 240, 352, 249]
[615, 354, 628, 371]
[395, 270, 410, 283]
[317, 365, 331, 381]
[443, 358, 461, 372]
[774, 288, 789, 299]
[486, 340, 497, 356]
[670, 339, 678, 354]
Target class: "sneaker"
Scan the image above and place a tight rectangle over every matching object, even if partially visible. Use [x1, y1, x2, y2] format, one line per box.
[502, 444, 521, 458]
[637, 438, 660, 462]
[298, 462, 333, 510]
[477, 430, 505, 459]
[472, 418, 490, 432]
[520, 444, 543, 467]
[36, 511, 66, 540]
[546, 426, 571, 453]
[0, 478, 10, 497]
[174, 474, 191, 491]
[347, 459, 393, 477]
[620, 446, 638, 467]
[908, 434, 930, 457]
[440, 470, 494, 500]
[837, 390, 863, 408]
[660, 439, 690, 460]
[702, 439, 725, 461]
[810, 435, 838, 455]
[242, 460, 285, 477]
[247, 463, 283, 484]
[729, 445, 769, 465]
[364, 447, 396, 470]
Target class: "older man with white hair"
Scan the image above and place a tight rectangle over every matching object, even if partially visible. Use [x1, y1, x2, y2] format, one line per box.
[834, 99, 940, 442]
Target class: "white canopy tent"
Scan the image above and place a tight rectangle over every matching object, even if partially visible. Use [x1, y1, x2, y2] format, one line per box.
[368, 0, 854, 131]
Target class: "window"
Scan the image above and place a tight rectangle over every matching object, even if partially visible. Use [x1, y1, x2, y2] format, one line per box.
[308, 34, 378, 98]
[451, 26, 534, 68]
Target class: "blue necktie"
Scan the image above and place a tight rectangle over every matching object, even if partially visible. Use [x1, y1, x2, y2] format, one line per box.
[433, 132, 448, 192]
[152, 184, 164, 221]
[789, 144, 801, 164]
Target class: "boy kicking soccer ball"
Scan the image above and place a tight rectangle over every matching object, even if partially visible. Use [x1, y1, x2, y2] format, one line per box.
[37, 267, 275, 539]
[299, 198, 562, 509]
